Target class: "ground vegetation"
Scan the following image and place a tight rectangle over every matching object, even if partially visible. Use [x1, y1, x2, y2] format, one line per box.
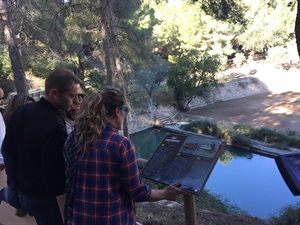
[181, 120, 300, 149]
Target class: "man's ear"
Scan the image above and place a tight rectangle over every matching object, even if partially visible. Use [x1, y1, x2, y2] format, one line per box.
[49, 89, 59, 100]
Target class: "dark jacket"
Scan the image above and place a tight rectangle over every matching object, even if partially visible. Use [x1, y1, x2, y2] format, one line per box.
[2, 97, 67, 197]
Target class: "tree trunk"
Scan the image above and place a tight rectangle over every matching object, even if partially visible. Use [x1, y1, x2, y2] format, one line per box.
[0, 0, 28, 94]
[296, 0, 300, 58]
[107, 2, 129, 137]
[99, 0, 113, 86]
[75, 50, 85, 81]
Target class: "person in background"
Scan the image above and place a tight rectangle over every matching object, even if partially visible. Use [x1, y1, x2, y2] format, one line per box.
[0, 113, 5, 166]
[2, 68, 83, 225]
[0, 87, 5, 114]
[64, 88, 183, 225]
[0, 95, 35, 217]
[3, 95, 35, 125]
[65, 92, 85, 134]
[0, 87, 5, 170]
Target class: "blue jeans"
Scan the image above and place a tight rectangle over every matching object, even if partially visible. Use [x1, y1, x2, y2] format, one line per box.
[18, 192, 63, 225]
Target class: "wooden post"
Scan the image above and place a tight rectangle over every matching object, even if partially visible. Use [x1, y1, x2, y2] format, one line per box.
[183, 193, 197, 225]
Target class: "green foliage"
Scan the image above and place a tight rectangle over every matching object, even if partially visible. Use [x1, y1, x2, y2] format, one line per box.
[113, 0, 141, 19]
[118, 2, 158, 67]
[63, 3, 99, 54]
[180, 120, 300, 150]
[134, 56, 168, 88]
[26, 51, 61, 78]
[248, 127, 300, 149]
[227, 130, 252, 147]
[0, 46, 12, 76]
[167, 51, 220, 111]
[181, 120, 219, 136]
[0, 46, 16, 95]
[130, 55, 169, 109]
[201, 0, 248, 24]
[268, 202, 300, 225]
[151, 0, 244, 67]
[13, 0, 66, 72]
[181, 121, 252, 148]
[237, 0, 296, 53]
[2, 0, 299, 108]
[85, 70, 106, 90]
[231, 124, 255, 136]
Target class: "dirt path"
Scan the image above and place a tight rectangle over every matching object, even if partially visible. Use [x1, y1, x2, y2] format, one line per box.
[182, 91, 300, 135]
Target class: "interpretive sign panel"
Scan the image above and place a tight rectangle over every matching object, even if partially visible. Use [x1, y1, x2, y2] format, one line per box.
[276, 152, 300, 196]
[141, 132, 226, 195]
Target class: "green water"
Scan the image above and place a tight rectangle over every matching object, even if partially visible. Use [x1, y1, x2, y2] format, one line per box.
[130, 127, 167, 159]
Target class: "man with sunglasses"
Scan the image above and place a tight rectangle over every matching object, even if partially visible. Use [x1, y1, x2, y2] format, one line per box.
[2, 68, 83, 225]
[65, 93, 85, 134]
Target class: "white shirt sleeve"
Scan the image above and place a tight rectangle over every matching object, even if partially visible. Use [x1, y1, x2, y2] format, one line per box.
[0, 113, 5, 153]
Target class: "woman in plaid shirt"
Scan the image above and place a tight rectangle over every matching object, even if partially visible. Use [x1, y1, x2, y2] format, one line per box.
[64, 88, 182, 225]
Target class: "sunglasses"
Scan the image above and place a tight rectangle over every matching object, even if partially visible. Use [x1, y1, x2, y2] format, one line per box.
[120, 105, 129, 113]
[75, 93, 85, 99]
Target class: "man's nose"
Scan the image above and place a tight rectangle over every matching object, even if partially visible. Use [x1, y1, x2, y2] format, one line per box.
[73, 96, 80, 103]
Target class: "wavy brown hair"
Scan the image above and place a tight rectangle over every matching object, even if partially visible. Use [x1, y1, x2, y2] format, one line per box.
[74, 87, 127, 153]
[3, 95, 35, 125]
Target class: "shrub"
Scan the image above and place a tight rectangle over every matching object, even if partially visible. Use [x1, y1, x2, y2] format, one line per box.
[229, 132, 252, 147]
[181, 120, 219, 136]
[268, 202, 300, 225]
[182, 120, 300, 150]
[250, 128, 289, 145]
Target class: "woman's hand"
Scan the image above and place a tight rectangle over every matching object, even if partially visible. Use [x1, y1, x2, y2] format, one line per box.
[150, 182, 183, 202]
[163, 182, 183, 201]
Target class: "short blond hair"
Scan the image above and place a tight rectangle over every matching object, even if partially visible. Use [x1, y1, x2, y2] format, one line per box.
[45, 68, 83, 95]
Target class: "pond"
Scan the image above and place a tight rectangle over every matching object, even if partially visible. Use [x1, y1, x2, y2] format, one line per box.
[130, 127, 300, 220]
